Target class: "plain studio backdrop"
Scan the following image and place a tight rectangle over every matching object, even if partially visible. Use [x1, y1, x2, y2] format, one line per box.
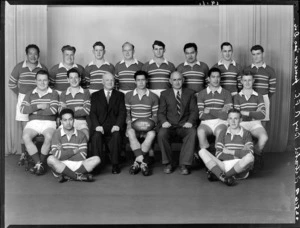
[5, 4, 293, 154]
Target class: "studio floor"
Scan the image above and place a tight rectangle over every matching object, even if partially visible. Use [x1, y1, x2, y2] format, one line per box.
[4, 151, 295, 226]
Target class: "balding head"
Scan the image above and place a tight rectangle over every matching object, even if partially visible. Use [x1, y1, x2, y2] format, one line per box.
[102, 71, 115, 91]
[169, 71, 184, 90]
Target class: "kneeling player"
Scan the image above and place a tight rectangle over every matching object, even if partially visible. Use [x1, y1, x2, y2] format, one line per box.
[199, 109, 254, 186]
[125, 71, 159, 176]
[47, 109, 100, 182]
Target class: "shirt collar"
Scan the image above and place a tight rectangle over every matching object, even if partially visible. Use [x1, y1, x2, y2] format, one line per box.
[59, 62, 78, 69]
[133, 88, 150, 97]
[218, 59, 236, 66]
[88, 60, 110, 67]
[173, 88, 182, 97]
[104, 89, 112, 95]
[22, 60, 42, 69]
[149, 58, 169, 65]
[226, 127, 244, 138]
[65, 86, 84, 95]
[251, 63, 266, 69]
[239, 90, 258, 97]
[207, 86, 222, 94]
[120, 59, 138, 65]
[183, 61, 201, 66]
[32, 87, 53, 95]
[60, 128, 78, 137]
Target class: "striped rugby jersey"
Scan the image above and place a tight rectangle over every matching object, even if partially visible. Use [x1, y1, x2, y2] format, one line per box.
[243, 63, 276, 96]
[49, 63, 86, 92]
[125, 89, 159, 124]
[142, 59, 175, 90]
[8, 61, 48, 95]
[115, 59, 143, 91]
[216, 127, 254, 161]
[197, 86, 232, 120]
[176, 61, 209, 93]
[59, 87, 91, 120]
[233, 90, 265, 121]
[50, 128, 87, 161]
[84, 61, 115, 91]
[20, 87, 59, 121]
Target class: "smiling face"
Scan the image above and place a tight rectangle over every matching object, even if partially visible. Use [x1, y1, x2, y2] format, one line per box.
[36, 73, 49, 92]
[227, 112, 241, 130]
[62, 50, 75, 66]
[61, 113, 74, 131]
[153, 45, 165, 58]
[26, 48, 39, 65]
[241, 75, 254, 90]
[93, 45, 105, 60]
[184, 47, 197, 64]
[221, 45, 233, 61]
[68, 72, 81, 88]
[169, 72, 183, 90]
[102, 72, 115, 90]
[208, 71, 221, 88]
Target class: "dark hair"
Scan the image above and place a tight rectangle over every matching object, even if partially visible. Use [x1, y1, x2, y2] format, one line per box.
[25, 44, 40, 55]
[241, 74, 254, 79]
[35, 69, 49, 80]
[251, 45, 264, 53]
[93, 41, 105, 50]
[134, 70, 148, 80]
[67, 68, 80, 78]
[61, 45, 76, 53]
[184, 43, 197, 52]
[208, 67, 221, 77]
[59, 108, 74, 119]
[152, 40, 165, 49]
[220, 42, 233, 51]
[122, 42, 135, 50]
[228, 108, 242, 118]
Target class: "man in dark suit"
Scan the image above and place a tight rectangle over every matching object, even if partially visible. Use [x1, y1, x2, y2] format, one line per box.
[90, 72, 126, 174]
[157, 71, 198, 175]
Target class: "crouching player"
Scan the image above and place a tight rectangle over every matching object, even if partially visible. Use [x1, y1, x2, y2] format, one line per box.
[198, 109, 254, 186]
[125, 71, 159, 176]
[47, 109, 100, 182]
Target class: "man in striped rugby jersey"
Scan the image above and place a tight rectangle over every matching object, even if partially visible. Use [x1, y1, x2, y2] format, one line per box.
[59, 68, 91, 141]
[47, 109, 100, 182]
[177, 43, 209, 93]
[234, 74, 268, 170]
[199, 109, 254, 186]
[21, 70, 59, 175]
[243, 45, 277, 127]
[8, 44, 48, 160]
[125, 71, 159, 176]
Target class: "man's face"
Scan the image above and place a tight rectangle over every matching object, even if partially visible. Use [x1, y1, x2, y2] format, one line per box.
[221, 45, 233, 61]
[102, 73, 115, 90]
[153, 45, 165, 58]
[36, 74, 49, 91]
[63, 50, 75, 65]
[241, 75, 254, 90]
[135, 75, 147, 90]
[251, 50, 263, 64]
[122, 44, 134, 60]
[227, 112, 241, 130]
[26, 48, 39, 65]
[184, 47, 197, 64]
[68, 72, 81, 88]
[169, 72, 183, 90]
[93, 45, 105, 60]
[208, 71, 221, 88]
[61, 113, 74, 131]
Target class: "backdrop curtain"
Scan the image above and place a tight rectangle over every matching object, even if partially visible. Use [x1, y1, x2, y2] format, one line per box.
[5, 2, 47, 155]
[219, 5, 293, 152]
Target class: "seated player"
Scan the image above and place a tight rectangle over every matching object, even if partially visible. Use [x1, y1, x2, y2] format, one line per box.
[59, 68, 91, 141]
[21, 70, 59, 175]
[125, 70, 159, 176]
[199, 109, 254, 186]
[233, 74, 268, 170]
[47, 109, 100, 182]
[197, 67, 232, 152]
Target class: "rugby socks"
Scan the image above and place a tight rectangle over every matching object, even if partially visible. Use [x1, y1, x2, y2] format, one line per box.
[206, 160, 223, 178]
[225, 162, 241, 177]
[133, 148, 143, 157]
[75, 165, 88, 174]
[31, 152, 40, 164]
[142, 151, 149, 164]
[62, 166, 77, 180]
[40, 154, 47, 164]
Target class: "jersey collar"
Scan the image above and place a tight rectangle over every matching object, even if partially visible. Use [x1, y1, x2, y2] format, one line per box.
[218, 59, 236, 66]
[251, 63, 266, 69]
[207, 86, 222, 94]
[149, 58, 169, 65]
[183, 61, 201, 66]
[59, 62, 78, 69]
[65, 86, 84, 95]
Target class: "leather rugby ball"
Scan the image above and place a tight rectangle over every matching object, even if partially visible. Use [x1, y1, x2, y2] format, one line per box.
[131, 118, 155, 132]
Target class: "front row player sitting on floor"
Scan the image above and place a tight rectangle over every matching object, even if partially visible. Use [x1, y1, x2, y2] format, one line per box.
[47, 108, 100, 182]
[125, 71, 159, 176]
[199, 109, 254, 186]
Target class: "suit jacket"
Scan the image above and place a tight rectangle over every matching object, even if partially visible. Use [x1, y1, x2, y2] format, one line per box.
[90, 89, 126, 133]
[158, 88, 198, 127]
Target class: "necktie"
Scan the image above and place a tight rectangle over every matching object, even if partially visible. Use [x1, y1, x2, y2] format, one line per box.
[106, 91, 111, 104]
[176, 91, 181, 116]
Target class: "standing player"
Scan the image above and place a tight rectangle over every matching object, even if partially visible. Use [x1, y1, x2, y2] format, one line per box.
[85, 41, 115, 95]
[234, 74, 268, 170]
[21, 70, 59, 175]
[199, 109, 254, 186]
[59, 68, 91, 141]
[213, 42, 243, 96]
[49, 45, 86, 95]
[176, 43, 209, 93]
[47, 108, 100, 182]
[8, 44, 48, 160]
[197, 67, 232, 152]
[125, 71, 159, 176]
[142, 40, 176, 97]
[243, 45, 276, 126]
[115, 42, 143, 94]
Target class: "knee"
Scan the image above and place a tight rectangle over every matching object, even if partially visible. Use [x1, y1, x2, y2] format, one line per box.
[127, 129, 136, 139]
[259, 134, 268, 144]
[47, 155, 56, 166]
[147, 130, 156, 139]
[43, 133, 53, 143]
[198, 148, 208, 158]
[245, 153, 255, 163]
[22, 133, 31, 142]
[92, 156, 101, 165]
[197, 126, 206, 137]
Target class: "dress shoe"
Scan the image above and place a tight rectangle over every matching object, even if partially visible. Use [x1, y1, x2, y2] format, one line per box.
[219, 173, 236, 186]
[206, 170, 218, 181]
[164, 164, 173, 174]
[179, 165, 190, 175]
[76, 173, 93, 182]
[112, 164, 121, 174]
[129, 161, 140, 175]
[140, 163, 150, 176]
